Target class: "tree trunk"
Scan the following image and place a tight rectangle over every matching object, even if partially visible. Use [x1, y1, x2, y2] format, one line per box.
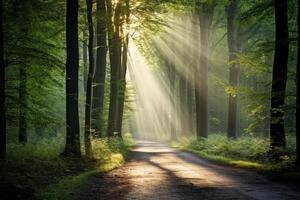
[270, 0, 289, 152]
[116, 0, 130, 136]
[187, 72, 194, 135]
[116, 36, 128, 135]
[270, 0, 289, 151]
[226, 0, 239, 138]
[84, 0, 95, 158]
[296, 0, 300, 167]
[195, 2, 215, 139]
[0, 0, 5, 159]
[92, 0, 107, 137]
[63, 0, 81, 157]
[168, 62, 176, 140]
[107, 1, 122, 137]
[83, 30, 88, 93]
[179, 74, 187, 135]
[18, 65, 27, 144]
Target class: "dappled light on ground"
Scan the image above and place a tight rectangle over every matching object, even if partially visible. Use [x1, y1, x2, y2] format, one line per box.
[75, 141, 300, 200]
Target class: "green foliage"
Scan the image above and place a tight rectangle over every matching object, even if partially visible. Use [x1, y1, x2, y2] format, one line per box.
[1, 135, 135, 199]
[179, 134, 296, 171]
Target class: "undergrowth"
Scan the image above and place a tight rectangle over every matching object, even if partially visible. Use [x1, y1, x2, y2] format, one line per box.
[0, 133, 135, 200]
[175, 134, 296, 172]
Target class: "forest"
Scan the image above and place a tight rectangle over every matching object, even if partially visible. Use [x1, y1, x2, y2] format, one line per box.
[0, 0, 300, 199]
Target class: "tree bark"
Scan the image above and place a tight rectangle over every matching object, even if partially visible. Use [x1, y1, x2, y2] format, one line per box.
[84, 0, 95, 158]
[92, 0, 107, 137]
[116, 0, 130, 136]
[226, 0, 239, 138]
[63, 0, 81, 157]
[270, 0, 289, 152]
[0, 0, 5, 159]
[18, 64, 27, 144]
[107, 1, 122, 137]
[168, 62, 176, 140]
[296, 0, 300, 167]
[83, 30, 88, 93]
[179, 74, 187, 135]
[195, 2, 215, 139]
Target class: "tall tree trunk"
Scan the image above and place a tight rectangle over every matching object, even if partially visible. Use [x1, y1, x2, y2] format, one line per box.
[63, 0, 81, 157]
[179, 74, 187, 135]
[187, 72, 194, 135]
[83, 30, 88, 93]
[116, 0, 130, 136]
[226, 0, 239, 138]
[195, 2, 215, 139]
[84, 0, 95, 158]
[0, 0, 5, 159]
[270, 0, 289, 152]
[116, 34, 128, 135]
[19, 65, 27, 144]
[107, 1, 121, 137]
[296, 0, 300, 167]
[92, 0, 107, 137]
[168, 62, 176, 140]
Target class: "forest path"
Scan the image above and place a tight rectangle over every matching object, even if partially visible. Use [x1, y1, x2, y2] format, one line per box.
[75, 141, 300, 200]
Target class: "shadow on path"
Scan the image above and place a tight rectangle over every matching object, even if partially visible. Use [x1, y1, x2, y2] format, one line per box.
[75, 141, 300, 200]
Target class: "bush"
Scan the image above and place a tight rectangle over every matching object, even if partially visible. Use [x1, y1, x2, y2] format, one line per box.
[180, 134, 296, 171]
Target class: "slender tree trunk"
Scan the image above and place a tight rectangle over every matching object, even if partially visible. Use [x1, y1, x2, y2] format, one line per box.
[296, 1, 300, 167]
[270, 0, 289, 152]
[63, 0, 81, 157]
[168, 62, 176, 140]
[19, 65, 27, 144]
[226, 0, 239, 138]
[179, 74, 187, 135]
[92, 0, 107, 137]
[187, 72, 194, 135]
[84, 0, 95, 158]
[116, 0, 130, 136]
[116, 34, 129, 135]
[195, 2, 215, 139]
[0, 0, 5, 159]
[83, 31, 88, 93]
[107, 1, 121, 137]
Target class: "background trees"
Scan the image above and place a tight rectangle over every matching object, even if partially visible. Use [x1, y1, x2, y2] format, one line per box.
[0, 1, 300, 196]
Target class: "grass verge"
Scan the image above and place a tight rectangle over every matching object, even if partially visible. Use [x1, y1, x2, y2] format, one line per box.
[0, 133, 135, 200]
[173, 134, 298, 175]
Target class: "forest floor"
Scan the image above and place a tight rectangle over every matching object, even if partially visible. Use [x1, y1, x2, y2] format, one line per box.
[75, 141, 300, 200]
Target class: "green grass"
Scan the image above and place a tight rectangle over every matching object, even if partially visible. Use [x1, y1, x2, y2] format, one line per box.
[1, 133, 135, 200]
[174, 134, 297, 172]
[34, 153, 125, 200]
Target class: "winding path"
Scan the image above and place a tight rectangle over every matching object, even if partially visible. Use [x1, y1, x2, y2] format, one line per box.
[76, 141, 300, 200]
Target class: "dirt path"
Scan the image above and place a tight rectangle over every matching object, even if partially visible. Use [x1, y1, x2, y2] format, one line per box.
[76, 141, 300, 200]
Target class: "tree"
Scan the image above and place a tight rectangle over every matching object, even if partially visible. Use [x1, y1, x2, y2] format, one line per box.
[107, 0, 122, 137]
[18, 64, 27, 144]
[83, 30, 88, 93]
[269, 0, 289, 152]
[195, 1, 215, 139]
[296, 0, 300, 167]
[63, 0, 81, 157]
[0, 0, 5, 159]
[92, 0, 107, 137]
[84, 0, 95, 157]
[226, 0, 239, 138]
[116, 0, 130, 135]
